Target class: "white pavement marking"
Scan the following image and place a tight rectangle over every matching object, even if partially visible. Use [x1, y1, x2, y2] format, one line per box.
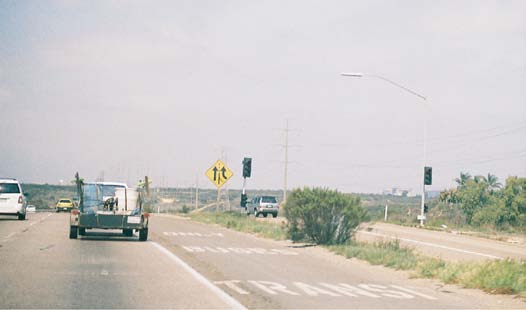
[222, 280, 439, 300]
[293, 282, 341, 297]
[360, 230, 503, 260]
[28, 213, 53, 227]
[214, 280, 250, 295]
[151, 242, 245, 310]
[5, 232, 16, 239]
[182, 246, 299, 255]
[164, 231, 224, 237]
[390, 285, 437, 300]
[247, 281, 300, 296]
[2, 213, 53, 242]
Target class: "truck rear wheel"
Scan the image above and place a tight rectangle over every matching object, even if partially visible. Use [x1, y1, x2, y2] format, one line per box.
[69, 226, 78, 239]
[123, 229, 133, 237]
[139, 228, 148, 241]
[79, 228, 86, 236]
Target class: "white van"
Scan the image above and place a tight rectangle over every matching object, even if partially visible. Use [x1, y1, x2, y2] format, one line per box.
[0, 179, 27, 220]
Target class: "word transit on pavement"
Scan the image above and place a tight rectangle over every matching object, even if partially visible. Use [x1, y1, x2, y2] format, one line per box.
[206, 159, 233, 212]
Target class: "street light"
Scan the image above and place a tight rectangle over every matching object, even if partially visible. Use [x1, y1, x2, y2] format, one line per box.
[341, 72, 429, 226]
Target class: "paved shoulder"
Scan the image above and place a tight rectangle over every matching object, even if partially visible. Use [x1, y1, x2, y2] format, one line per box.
[150, 215, 526, 309]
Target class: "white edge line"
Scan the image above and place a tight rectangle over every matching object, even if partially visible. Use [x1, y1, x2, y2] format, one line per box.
[360, 231, 503, 260]
[150, 241, 245, 310]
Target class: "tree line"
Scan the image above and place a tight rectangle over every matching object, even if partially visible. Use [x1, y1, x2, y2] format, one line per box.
[439, 172, 526, 229]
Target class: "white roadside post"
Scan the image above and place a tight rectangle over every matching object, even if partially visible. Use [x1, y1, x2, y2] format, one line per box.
[341, 72, 428, 226]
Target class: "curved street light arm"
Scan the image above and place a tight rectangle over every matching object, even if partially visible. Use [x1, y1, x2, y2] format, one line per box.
[366, 74, 427, 101]
[340, 71, 429, 226]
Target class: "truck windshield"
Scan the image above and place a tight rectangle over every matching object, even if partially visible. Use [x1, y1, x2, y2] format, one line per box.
[82, 184, 103, 213]
[81, 184, 127, 213]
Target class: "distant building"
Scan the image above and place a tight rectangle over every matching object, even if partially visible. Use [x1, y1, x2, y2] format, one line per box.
[382, 187, 416, 197]
[426, 190, 441, 199]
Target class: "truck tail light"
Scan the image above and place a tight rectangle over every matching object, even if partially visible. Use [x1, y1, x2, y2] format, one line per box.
[71, 209, 80, 215]
[143, 212, 150, 219]
[18, 196, 23, 204]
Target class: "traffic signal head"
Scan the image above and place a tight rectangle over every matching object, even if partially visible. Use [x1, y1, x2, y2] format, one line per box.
[242, 157, 252, 178]
[424, 204, 429, 213]
[424, 166, 432, 185]
[240, 193, 248, 208]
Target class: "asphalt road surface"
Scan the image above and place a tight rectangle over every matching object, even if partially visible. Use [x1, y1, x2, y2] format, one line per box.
[1, 212, 525, 309]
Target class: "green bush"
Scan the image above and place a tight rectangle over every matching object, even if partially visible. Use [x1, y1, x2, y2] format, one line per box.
[181, 205, 190, 214]
[284, 187, 366, 245]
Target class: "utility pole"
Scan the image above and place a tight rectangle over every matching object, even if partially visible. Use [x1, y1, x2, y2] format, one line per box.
[195, 175, 199, 210]
[280, 120, 300, 205]
[283, 120, 290, 204]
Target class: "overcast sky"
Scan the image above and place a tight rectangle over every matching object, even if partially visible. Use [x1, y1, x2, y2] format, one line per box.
[1, 0, 525, 193]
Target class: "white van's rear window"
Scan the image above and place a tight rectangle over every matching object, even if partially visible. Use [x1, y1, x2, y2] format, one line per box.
[0, 183, 20, 194]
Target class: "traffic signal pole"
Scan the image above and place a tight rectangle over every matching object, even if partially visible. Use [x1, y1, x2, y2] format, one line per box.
[240, 157, 251, 213]
[420, 109, 429, 227]
[340, 72, 429, 226]
[242, 177, 246, 197]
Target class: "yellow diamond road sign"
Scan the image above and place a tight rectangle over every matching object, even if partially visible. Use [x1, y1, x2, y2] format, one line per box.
[206, 160, 233, 189]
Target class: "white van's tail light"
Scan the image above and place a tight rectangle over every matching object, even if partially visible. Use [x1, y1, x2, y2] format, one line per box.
[18, 196, 23, 204]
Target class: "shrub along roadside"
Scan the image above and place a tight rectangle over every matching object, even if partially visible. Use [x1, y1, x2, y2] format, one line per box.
[327, 241, 526, 297]
[284, 187, 366, 244]
[183, 211, 526, 297]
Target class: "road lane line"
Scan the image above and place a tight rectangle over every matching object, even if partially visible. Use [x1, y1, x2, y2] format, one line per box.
[390, 285, 437, 300]
[360, 231, 502, 260]
[5, 232, 16, 239]
[150, 242, 245, 310]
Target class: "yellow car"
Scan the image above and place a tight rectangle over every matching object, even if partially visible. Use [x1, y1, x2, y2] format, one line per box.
[56, 198, 75, 212]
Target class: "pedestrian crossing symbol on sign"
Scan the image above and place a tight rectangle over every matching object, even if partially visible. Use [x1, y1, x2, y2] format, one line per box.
[205, 160, 233, 189]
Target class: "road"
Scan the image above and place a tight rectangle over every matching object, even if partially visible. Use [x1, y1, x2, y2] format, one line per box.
[1, 212, 525, 309]
[0, 212, 239, 309]
[356, 222, 526, 261]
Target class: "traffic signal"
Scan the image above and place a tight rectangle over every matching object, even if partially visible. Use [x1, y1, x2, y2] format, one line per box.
[424, 204, 429, 213]
[242, 157, 252, 178]
[240, 193, 248, 208]
[424, 166, 432, 185]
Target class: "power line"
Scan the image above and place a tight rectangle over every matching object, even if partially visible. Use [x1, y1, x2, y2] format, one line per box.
[314, 123, 526, 151]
